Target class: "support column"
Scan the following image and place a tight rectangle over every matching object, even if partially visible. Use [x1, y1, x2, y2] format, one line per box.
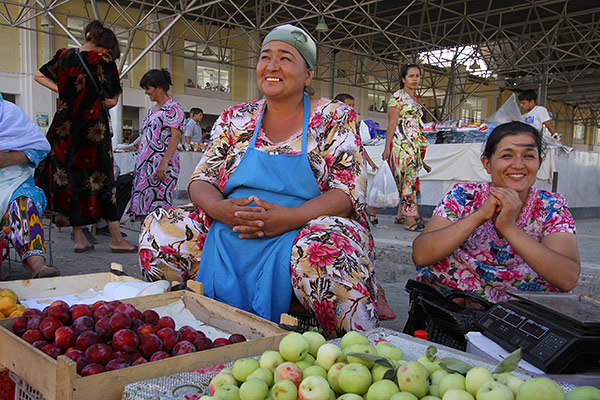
[19, 18, 37, 117]
[110, 89, 124, 148]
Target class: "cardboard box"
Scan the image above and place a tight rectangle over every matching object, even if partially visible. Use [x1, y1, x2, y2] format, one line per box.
[0, 290, 287, 400]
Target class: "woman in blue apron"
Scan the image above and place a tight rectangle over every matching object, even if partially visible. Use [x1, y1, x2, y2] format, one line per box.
[139, 24, 388, 335]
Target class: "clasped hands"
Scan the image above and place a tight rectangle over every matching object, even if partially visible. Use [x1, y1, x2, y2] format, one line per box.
[214, 195, 295, 239]
[477, 186, 523, 235]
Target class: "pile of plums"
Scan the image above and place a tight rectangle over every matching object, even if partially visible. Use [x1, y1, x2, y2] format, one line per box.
[12, 300, 246, 376]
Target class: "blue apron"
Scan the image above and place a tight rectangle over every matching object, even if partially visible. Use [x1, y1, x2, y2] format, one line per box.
[197, 95, 321, 322]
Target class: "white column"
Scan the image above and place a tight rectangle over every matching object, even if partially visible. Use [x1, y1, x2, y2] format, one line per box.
[110, 88, 124, 147]
[19, 18, 37, 117]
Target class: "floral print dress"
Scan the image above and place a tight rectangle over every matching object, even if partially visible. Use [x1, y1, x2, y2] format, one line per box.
[139, 98, 380, 334]
[387, 90, 429, 216]
[35, 49, 122, 227]
[416, 182, 577, 302]
[128, 99, 185, 221]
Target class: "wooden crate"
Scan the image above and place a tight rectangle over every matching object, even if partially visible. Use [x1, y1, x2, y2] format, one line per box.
[0, 290, 287, 400]
[0, 264, 143, 300]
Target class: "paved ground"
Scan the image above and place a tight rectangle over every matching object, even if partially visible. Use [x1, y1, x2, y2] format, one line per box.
[2, 206, 599, 332]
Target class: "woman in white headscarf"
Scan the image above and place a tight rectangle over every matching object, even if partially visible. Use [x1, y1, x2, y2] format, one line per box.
[0, 97, 59, 278]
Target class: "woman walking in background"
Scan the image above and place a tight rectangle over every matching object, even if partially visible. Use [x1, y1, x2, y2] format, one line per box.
[372, 64, 430, 231]
[33, 20, 136, 253]
[128, 69, 184, 221]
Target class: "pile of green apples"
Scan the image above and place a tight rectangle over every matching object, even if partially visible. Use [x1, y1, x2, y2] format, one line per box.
[203, 331, 600, 400]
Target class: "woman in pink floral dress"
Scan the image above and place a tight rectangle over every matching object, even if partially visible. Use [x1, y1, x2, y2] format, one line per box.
[413, 122, 580, 303]
[128, 69, 185, 221]
[139, 25, 382, 335]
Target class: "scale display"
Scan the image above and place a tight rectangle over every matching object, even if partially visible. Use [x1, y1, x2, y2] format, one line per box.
[477, 293, 600, 374]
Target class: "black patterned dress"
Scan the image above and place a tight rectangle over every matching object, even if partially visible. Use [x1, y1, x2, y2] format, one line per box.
[35, 48, 122, 227]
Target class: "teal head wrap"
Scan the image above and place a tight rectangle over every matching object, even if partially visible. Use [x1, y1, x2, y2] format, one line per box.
[262, 24, 316, 69]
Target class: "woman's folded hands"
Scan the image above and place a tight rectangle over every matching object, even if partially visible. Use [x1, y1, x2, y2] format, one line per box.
[232, 196, 298, 239]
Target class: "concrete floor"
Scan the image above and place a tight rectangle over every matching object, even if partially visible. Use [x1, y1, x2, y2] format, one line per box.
[2, 210, 599, 333]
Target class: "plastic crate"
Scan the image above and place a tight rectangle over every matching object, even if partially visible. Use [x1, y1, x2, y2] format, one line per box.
[0, 370, 15, 400]
[8, 372, 43, 400]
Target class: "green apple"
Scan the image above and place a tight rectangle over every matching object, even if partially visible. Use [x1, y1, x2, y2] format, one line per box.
[271, 380, 298, 400]
[431, 369, 450, 386]
[329, 389, 336, 400]
[279, 332, 310, 362]
[215, 384, 241, 400]
[396, 361, 429, 399]
[209, 372, 238, 395]
[476, 381, 514, 400]
[422, 397, 442, 400]
[496, 373, 512, 384]
[430, 385, 440, 397]
[296, 361, 313, 371]
[417, 355, 442, 375]
[304, 353, 316, 365]
[338, 394, 365, 400]
[566, 386, 600, 400]
[465, 367, 495, 397]
[303, 365, 328, 379]
[303, 331, 327, 357]
[233, 358, 261, 383]
[365, 379, 400, 400]
[375, 341, 403, 361]
[247, 367, 274, 387]
[341, 331, 370, 349]
[260, 350, 285, 372]
[344, 344, 378, 368]
[439, 373, 466, 398]
[200, 396, 215, 400]
[274, 361, 304, 386]
[327, 362, 347, 394]
[298, 376, 331, 400]
[240, 379, 270, 400]
[516, 378, 565, 400]
[371, 363, 394, 382]
[443, 389, 474, 400]
[338, 363, 372, 395]
[390, 393, 418, 400]
[504, 376, 524, 397]
[316, 343, 343, 371]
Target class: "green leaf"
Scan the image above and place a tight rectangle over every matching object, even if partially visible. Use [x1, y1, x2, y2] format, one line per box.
[383, 369, 397, 381]
[439, 357, 472, 375]
[346, 352, 392, 368]
[493, 348, 522, 374]
[426, 345, 438, 362]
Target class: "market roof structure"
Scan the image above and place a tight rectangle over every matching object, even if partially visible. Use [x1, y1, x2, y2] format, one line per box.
[1, 0, 599, 125]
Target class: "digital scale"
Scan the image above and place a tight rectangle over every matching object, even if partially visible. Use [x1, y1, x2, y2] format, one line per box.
[477, 292, 600, 374]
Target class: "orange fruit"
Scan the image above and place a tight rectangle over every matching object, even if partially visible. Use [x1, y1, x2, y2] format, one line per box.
[0, 289, 18, 301]
[9, 309, 24, 317]
[0, 296, 16, 314]
[0, 310, 5, 318]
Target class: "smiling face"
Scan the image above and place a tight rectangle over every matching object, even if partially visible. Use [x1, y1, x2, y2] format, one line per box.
[257, 41, 312, 101]
[402, 67, 421, 91]
[481, 132, 541, 201]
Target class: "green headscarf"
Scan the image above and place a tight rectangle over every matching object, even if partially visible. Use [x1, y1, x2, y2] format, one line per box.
[262, 24, 317, 69]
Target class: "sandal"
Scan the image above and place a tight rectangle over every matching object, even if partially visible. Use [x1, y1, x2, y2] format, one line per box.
[32, 265, 60, 279]
[369, 215, 378, 225]
[415, 216, 427, 224]
[404, 222, 426, 232]
[394, 216, 406, 224]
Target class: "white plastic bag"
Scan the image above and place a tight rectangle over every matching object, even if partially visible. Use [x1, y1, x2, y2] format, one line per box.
[367, 162, 400, 208]
[485, 93, 524, 125]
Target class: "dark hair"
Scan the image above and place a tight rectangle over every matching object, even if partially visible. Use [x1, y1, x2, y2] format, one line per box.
[483, 121, 545, 161]
[139, 69, 172, 91]
[399, 64, 421, 89]
[334, 93, 354, 103]
[84, 20, 120, 60]
[518, 89, 537, 102]
[190, 108, 203, 116]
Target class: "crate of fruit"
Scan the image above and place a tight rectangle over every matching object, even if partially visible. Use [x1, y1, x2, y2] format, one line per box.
[0, 289, 288, 400]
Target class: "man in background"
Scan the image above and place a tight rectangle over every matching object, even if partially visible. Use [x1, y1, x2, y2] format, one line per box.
[183, 108, 203, 144]
[518, 89, 562, 141]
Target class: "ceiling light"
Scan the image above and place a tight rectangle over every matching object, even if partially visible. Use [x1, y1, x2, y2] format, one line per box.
[470, 60, 480, 70]
[202, 46, 214, 56]
[315, 16, 329, 33]
[40, 14, 51, 27]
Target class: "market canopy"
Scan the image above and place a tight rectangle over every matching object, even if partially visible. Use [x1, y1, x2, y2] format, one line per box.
[1, 0, 599, 124]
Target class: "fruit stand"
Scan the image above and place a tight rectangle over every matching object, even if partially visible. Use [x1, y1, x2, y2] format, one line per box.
[0, 273, 287, 400]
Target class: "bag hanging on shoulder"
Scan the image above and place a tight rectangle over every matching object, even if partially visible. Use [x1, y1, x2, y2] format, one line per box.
[402, 279, 491, 350]
[75, 49, 111, 122]
[366, 162, 399, 208]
